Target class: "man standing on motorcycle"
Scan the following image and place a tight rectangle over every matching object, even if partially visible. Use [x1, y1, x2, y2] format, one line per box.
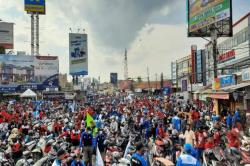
[131, 142, 148, 166]
[80, 127, 94, 166]
[176, 143, 201, 166]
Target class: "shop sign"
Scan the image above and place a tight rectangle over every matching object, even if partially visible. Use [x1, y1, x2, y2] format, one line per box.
[212, 78, 220, 90]
[210, 93, 229, 99]
[218, 49, 235, 64]
[242, 68, 250, 81]
[220, 75, 235, 88]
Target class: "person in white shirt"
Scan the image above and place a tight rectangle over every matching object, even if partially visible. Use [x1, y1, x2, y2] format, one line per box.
[182, 124, 195, 146]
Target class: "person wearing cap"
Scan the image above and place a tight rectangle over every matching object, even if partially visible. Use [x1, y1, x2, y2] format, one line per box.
[131, 143, 148, 166]
[52, 149, 67, 166]
[176, 144, 200, 166]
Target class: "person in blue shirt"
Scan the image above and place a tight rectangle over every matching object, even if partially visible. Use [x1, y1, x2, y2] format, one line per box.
[176, 144, 201, 166]
[80, 127, 94, 166]
[131, 143, 148, 166]
[226, 113, 232, 129]
[95, 129, 106, 160]
[172, 112, 181, 132]
[71, 154, 85, 166]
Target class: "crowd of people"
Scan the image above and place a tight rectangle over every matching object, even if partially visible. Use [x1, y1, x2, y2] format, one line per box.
[0, 93, 249, 166]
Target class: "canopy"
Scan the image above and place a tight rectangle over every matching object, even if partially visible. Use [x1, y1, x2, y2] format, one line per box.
[20, 89, 37, 98]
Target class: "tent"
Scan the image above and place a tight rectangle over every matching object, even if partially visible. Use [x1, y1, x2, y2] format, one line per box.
[20, 89, 37, 99]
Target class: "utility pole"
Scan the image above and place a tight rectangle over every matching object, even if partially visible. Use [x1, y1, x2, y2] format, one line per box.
[155, 73, 158, 89]
[31, 14, 34, 56]
[211, 25, 218, 79]
[147, 67, 151, 94]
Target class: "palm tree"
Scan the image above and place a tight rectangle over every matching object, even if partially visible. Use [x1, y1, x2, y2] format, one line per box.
[0, 46, 5, 54]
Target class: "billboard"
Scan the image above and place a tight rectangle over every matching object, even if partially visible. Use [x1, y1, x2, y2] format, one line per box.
[69, 33, 88, 76]
[24, 0, 46, 14]
[191, 45, 197, 83]
[0, 22, 14, 49]
[0, 55, 59, 92]
[110, 73, 118, 85]
[188, 0, 232, 37]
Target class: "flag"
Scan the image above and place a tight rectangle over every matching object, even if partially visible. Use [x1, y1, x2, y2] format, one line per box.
[123, 140, 131, 159]
[96, 146, 104, 166]
[86, 113, 95, 127]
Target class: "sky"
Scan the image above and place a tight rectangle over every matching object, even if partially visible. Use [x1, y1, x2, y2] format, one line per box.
[0, 0, 249, 82]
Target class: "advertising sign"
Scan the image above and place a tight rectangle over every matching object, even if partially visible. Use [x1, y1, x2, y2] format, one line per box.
[0, 55, 59, 92]
[0, 22, 14, 49]
[188, 0, 232, 37]
[212, 75, 235, 90]
[196, 50, 203, 83]
[118, 80, 132, 90]
[24, 0, 46, 14]
[242, 68, 250, 81]
[69, 33, 88, 76]
[191, 45, 197, 83]
[220, 75, 235, 88]
[218, 49, 235, 63]
[110, 73, 118, 85]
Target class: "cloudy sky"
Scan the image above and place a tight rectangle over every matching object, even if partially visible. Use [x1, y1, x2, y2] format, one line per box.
[0, 0, 249, 82]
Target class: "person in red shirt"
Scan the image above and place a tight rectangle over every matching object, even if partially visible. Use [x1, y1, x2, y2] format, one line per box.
[195, 127, 206, 160]
[205, 136, 215, 150]
[11, 138, 23, 161]
[227, 129, 240, 148]
[71, 127, 81, 147]
[53, 119, 62, 136]
[191, 108, 200, 131]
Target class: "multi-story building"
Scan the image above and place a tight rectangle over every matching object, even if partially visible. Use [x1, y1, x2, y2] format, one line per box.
[206, 12, 250, 85]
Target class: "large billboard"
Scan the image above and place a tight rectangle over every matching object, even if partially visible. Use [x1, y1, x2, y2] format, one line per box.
[69, 33, 88, 76]
[0, 22, 14, 49]
[24, 0, 46, 14]
[188, 0, 232, 37]
[0, 55, 59, 92]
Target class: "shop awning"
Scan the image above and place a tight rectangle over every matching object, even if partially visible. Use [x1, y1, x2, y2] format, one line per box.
[199, 88, 229, 99]
[220, 82, 250, 92]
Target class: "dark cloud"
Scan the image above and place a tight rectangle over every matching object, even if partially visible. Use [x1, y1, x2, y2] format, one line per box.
[54, 0, 177, 51]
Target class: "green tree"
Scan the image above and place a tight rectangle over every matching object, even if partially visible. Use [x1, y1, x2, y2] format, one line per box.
[0, 46, 5, 54]
[137, 76, 142, 83]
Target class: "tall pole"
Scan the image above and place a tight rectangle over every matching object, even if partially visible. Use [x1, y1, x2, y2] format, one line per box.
[211, 26, 218, 79]
[147, 67, 151, 94]
[31, 13, 35, 56]
[35, 13, 39, 55]
[155, 73, 158, 89]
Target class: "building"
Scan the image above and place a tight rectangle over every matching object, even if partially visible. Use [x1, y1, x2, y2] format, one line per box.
[202, 12, 250, 118]
[206, 12, 250, 85]
[195, 49, 206, 85]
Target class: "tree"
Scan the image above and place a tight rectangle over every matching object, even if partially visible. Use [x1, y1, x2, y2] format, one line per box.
[137, 76, 142, 83]
[0, 46, 5, 54]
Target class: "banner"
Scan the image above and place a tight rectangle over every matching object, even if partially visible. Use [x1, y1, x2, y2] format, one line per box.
[0, 22, 14, 49]
[24, 0, 46, 14]
[0, 55, 59, 92]
[188, 0, 232, 37]
[69, 33, 88, 76]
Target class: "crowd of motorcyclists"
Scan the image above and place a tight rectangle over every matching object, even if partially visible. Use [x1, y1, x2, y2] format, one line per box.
[0, 93, 249, 166]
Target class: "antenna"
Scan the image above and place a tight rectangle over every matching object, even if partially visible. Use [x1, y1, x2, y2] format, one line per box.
[124, 48, 128, 80]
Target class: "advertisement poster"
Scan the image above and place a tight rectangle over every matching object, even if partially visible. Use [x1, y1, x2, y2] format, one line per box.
[69, 33, 88, 76]
[24, 0, 46, 14]
[0, 55, 59, 92]
[0, 22, 14, 49]
[188, 0, 232, 36]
